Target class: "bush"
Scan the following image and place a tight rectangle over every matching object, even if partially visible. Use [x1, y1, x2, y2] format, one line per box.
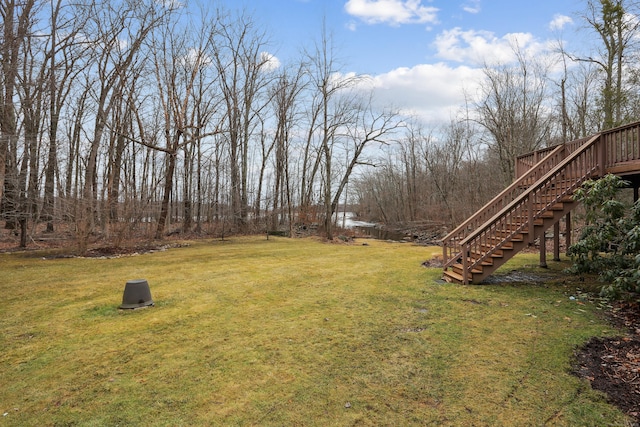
[567, 174, 640, 299]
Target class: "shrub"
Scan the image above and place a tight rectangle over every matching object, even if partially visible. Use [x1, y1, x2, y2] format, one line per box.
[567, 174, 640, 299]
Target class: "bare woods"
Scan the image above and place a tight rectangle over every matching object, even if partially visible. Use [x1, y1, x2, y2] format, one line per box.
[0, 0, 636, 250]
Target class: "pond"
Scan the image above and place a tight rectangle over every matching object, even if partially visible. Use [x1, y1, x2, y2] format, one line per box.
[337, 212, 409, 241]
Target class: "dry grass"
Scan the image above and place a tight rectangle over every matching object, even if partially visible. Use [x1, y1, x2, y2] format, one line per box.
[0, 237, 630, 426]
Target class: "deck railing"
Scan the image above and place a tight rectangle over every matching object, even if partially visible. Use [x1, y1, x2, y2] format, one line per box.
[603, 121, 640, 173]
[515, 136, 592, 179]
[443, 120, 640, 283]
[455, 134, 601, 283]
[441, 144, 567, 269]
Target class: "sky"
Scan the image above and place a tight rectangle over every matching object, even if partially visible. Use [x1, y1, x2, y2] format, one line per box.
[208, 0, 588, 123]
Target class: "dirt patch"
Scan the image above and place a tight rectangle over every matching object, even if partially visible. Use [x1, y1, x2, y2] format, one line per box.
[79, 243, 189, 258]
[573, 301, 640, 423]
[481, 270, 560, 284]
[421, 255, 444, 268]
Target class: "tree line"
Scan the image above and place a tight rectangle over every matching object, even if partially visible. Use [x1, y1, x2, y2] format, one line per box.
[0, 0, 637, 250]
[355, 0, 640, 232]
[0, 0, 403, 249]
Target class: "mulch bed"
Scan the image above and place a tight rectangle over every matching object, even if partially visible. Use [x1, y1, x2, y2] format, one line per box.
[573, 301, 640, 423]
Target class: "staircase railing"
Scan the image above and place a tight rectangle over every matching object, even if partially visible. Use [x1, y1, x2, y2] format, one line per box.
[515, 136, 592, 179]
[455, 134, 602, 283]
[443, 120, 640, 284]
[442, 143, 567, 269]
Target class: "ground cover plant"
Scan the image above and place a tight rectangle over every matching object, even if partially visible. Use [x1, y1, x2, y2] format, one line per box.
[0, 237, 631, 426]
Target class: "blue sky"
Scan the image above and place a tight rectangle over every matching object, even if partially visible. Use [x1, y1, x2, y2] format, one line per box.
[210, 0, 587, 122]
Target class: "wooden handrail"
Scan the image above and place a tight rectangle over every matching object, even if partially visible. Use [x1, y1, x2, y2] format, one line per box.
[460, 134, 600, 247]
[441, 144, 566, 269]
[459, 134, 601, 278]
[515, 145, 558, 178]
[443, 119, 640, 284]
[515, 136, 592, 179]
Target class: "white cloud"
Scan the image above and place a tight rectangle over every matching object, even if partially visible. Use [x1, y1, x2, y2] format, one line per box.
[549, 14, 573, 31]
[154, 0, 185, 9]
[462, 0, 481, 14]
[346, 20, 359, 32]
[181, 48, 212, 68]
[260, 51, 281, 72]
[344, 0, 439, 26]
[433, 27, 547, 66]
[361, 63, 484, 122]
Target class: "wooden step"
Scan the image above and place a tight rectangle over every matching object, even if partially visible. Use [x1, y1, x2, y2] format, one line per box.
[488, 233, 524, 242]
[549, 203, 565, 211]
[545, 179, 580, 187]
[520, 210, 554, 219]
[464, 254, 494, 266]
[532, 201, 573, 211]
[507, 217, 545, 226]
[537, 195, 575, 204]
[499, 224, 534, 234]
[492, 231, 525, 241]
[443, 269, 464, 283]
[497, 225, 529, 234]
[452, 263, 483, 275]
[471, 249, 504, 259]
[484, 240, 515, 249]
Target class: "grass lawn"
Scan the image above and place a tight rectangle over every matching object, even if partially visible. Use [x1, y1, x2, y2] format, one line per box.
[0, 236, 630, 426]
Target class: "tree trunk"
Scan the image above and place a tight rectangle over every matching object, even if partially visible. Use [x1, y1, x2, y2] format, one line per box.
[156, 132, 180, 239]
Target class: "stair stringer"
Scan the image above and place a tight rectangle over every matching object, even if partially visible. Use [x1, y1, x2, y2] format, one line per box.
[443, 133, 602, 284]
[468, 201, 578, 283]
[442, 144, 568, 272]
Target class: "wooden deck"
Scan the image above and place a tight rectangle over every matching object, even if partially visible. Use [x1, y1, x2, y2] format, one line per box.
[442, 121, 640, 284]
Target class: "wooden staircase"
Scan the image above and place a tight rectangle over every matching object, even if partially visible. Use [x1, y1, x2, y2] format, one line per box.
[442, 194, 578, 284]
[440, 120, 640, 284]
[441, 135, 601, 284]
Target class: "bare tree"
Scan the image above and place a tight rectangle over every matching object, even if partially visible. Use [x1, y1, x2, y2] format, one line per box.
[42, 0, 87, 233]
[558, 59, 602, 138]
[253, 115, 275, 226]
[577, 0, 639, 129]
[209, 9, 275, 231]
[15, 5, 46, 245]
[305, 27, 363, 239]
[148, 9, 218, 238]
[78, 0, 165, 251]
[555, 40, 602, 142]
[0, 0, 36, 230]
[269, 63, 306, 233]
[475, 46, 554, 185]
[327, 98, 402, 238]
[186, 63, 219, 234]
[298, 77, 323, 226]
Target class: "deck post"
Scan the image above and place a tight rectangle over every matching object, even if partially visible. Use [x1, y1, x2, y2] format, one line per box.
[565, 212, 572, 255]
[553, 221, 560, 261]
[442, 244, 447, 268]
[462, 244, 469, 285]
[527, 196, 535, 244]
[539, 234, 547, 268]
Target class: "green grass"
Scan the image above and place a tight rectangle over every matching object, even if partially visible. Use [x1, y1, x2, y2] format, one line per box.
[0, 237, 630, 426]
